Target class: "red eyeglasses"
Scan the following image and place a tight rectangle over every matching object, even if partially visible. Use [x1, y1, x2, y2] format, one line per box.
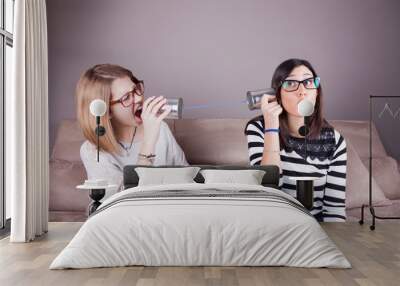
[110, 81, 144, 107]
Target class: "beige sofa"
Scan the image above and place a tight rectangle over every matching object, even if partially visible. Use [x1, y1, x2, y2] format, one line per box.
[49, 119, 400, 222]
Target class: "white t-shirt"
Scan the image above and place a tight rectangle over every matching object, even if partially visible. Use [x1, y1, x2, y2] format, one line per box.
[80, 121, 188, 200]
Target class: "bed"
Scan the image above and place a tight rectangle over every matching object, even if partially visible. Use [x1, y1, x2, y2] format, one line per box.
[50, 165, 350, 269]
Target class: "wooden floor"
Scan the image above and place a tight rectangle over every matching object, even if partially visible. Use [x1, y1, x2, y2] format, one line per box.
[0, 222, 399, 286]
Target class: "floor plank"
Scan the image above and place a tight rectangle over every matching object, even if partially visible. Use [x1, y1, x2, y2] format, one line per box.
[0, 222, 399, 286]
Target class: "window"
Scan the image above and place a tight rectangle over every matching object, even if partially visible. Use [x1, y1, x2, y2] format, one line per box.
[1, 0, 14, 232]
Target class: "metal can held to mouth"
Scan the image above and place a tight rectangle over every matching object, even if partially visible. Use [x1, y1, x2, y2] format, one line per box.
[159, 97, 183, 119]
[297, 99, 314, 117]
[246, 88, 276, 110]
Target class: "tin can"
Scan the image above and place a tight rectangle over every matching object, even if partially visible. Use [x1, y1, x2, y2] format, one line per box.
[160, 97, 183, 119]
[246, 88, 276, 110]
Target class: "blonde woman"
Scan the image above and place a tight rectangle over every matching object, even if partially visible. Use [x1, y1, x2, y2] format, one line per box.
[76, 64, 188, 198]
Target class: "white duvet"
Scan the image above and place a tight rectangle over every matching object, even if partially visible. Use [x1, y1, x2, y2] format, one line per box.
[50, 183, 351, 269]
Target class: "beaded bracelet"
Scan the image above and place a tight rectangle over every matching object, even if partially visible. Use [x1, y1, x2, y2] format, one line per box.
[138, 153, 156, 159]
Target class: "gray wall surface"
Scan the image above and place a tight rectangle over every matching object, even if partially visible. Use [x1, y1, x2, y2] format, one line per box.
[47, 0, 400, 156]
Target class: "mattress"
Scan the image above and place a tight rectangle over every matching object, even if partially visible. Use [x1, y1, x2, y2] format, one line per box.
[50, 183, 350, 269]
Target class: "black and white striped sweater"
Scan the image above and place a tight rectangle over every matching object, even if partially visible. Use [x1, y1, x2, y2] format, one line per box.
[245, 118, 347, 222]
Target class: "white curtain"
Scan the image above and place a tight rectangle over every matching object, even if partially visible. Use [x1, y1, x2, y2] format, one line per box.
[8, 0, 49, 242]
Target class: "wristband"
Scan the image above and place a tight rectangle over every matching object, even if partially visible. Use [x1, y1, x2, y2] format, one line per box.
[264, 128, 280, 133]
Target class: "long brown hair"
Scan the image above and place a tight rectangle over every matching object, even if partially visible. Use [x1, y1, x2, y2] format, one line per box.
[250, 58, 331, 147]
[76, 64, 141, 154]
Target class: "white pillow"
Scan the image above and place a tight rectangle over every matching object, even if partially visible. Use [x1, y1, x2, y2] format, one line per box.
[200, 169, 266, 185]
[136, 167, 201, 186]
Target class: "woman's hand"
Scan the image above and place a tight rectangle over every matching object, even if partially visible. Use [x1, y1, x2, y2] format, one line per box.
[139, 96, 171, 153]
[261, 94, 282, 129]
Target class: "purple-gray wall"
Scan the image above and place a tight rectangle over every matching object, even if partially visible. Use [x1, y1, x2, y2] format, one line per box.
[47, 0, 400, 156]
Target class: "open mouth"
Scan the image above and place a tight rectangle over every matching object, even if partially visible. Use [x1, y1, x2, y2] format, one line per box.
[134, 106, 143, 123]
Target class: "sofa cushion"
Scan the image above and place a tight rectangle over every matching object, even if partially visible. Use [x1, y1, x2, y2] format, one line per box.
[173, 119, 249, 165]
[362, 157, 400, 200]
[346, 141, 391, 209]
[329, 120, 387, 159]
[49, 159, 90, 212]
[346, 199, 400, 221]
[51, 120, 85, 162]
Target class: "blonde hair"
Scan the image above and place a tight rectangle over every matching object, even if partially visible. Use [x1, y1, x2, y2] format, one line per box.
[76, 64, 141, 155]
